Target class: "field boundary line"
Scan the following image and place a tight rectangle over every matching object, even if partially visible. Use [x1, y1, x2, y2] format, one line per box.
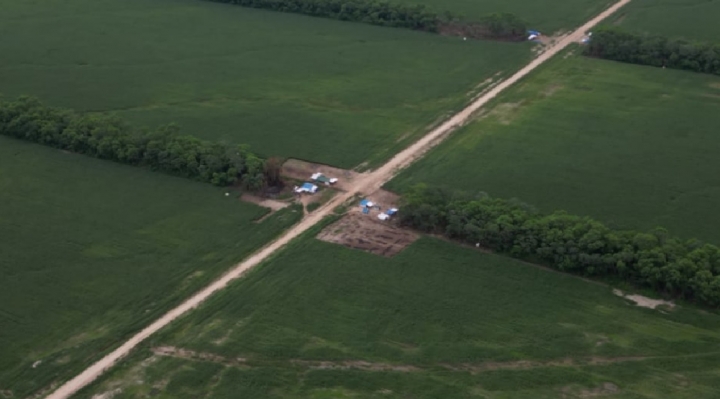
[45, 1, 631, 397]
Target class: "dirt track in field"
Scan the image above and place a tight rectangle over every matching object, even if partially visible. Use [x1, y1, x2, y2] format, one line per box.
[46, 1, 632, 397]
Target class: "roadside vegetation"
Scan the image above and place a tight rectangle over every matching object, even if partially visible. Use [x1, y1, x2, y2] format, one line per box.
[208, 0, 528, 41]
[78, 235, 720, 398]
[0, 97, 266, 188]
[389, 54, 720, 245]
[0, 137, 301, 398]
[0, 0, 530, 169]
[586, 27, 720, 77]
[399, 184, 720, 307]
[384, 0, 616, 34]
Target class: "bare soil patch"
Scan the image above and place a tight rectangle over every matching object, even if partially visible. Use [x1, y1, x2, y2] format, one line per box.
[562, 382, 620, 398]
[282, 159, 361, 192]
[90, 388, 122, 399]
[152, 346, 247, 366]
[316, 212, 417, 257]
[613, 289, 675, 310]
[365, 189, 400, 210]
[240, 194, 290, 212]
[291, 360, 419, 372]
[445, 356, 645, 374]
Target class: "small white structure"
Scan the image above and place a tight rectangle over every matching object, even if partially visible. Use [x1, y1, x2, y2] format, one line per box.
[294, 182, 318, 194]
[378, 213, 390, 221]
[311, 173, 338, 185]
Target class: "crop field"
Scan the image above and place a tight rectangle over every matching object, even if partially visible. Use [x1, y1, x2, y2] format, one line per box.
[607, 0, 720, 41]
[389, 54, 720, 245]
[0, 0, 530, 170]
[400, 0, 615, 33]
[77, 233, 720, 398]
[0, 137, 302, 397]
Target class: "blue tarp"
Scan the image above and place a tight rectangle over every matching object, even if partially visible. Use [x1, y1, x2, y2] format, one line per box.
[386, 208, 398, 216]
[528, 30, 540, 36]
[362, 207, 370, 214]
[360, 199, 371, 207]
[301, 183, 315, 190]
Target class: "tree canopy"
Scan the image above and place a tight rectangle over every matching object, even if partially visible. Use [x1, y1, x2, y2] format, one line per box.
[400, 184, 720, 308]
[0, 96, 267, 188]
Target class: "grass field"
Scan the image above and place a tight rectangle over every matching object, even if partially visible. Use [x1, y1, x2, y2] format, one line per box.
[0, 0, 530, 170]
[388, 54, 720, 245]
[607, 0, 720, 42]
[0, 137, 302, 397]
[77, 232, 720, 398]
[400, 0, 615, 33]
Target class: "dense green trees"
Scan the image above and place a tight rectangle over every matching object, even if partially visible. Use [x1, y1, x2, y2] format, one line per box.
[399, 184, 720, 307]
[207, 0, 527, 40]
[0, 96, 266, 188]
[585, 27, 720, 76]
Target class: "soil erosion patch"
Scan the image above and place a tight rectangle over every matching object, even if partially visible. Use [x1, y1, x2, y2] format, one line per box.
[317, 212, 417, 257]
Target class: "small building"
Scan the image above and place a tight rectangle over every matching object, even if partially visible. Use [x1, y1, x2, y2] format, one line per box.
[359, 199, 374, 208]
[311, 173, 338, 185]
[386, 208, 398, 216]
[295, 182, 318, 194]
[378, 213, 390, 221]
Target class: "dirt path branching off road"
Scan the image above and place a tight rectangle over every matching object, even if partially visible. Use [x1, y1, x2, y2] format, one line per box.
[46, 1, 632, 397]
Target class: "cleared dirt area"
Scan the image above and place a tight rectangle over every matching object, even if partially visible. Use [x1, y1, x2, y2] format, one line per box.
[317, 211, 417, 257]
[282, 159, 360, 192]
[613, 289, 675, 310]
[364, 189, 401, 209]
[240, 193, 290, 212]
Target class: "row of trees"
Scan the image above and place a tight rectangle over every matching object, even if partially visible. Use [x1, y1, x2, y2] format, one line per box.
[585, 27, 720, 76]
[399, 184, 720, 307]
[206, 0, 527, 40]
[0, 96, 268, 188]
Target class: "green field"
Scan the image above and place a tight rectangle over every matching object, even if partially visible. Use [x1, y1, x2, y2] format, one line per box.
[0, 137, 302, 397]
[0, 0, 530, 169]
[389, 54, 720, 244]
[77, 232, 720, 398]
[401, 0, 614, 33]
[608, 0, 720, 41]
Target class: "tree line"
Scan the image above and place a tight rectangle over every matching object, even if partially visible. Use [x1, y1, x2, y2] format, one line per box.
[399, 184, 720, 308]
[205, 0, 528, 40]
[585, 27, 720, 76]
[0, 96, 269, 188]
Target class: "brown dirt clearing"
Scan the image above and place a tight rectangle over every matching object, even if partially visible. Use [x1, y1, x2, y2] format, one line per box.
[240, 193, 290, 212]
[316, 212, 416, 257]
[613, 289, 675, 310]
[281, 159, 361, 192]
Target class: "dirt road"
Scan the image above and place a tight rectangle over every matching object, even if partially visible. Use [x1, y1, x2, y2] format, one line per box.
[46, 1, 630, 397]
